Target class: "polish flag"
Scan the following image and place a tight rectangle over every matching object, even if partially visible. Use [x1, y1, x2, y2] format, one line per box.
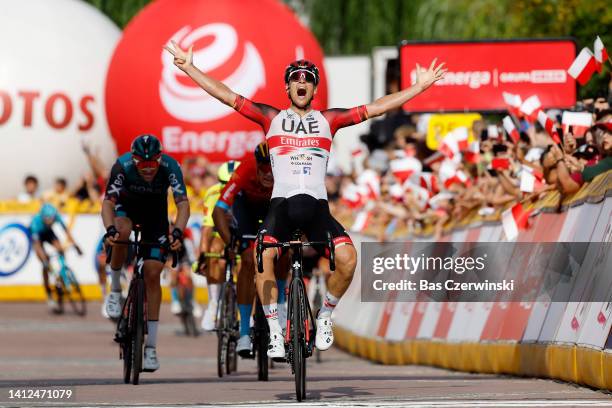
[502, 92, 522, 117]
[442, 168, 469, 189]
[519, 95, 542, 121]
[350, 210, 372, 233]
[502, 202, 532, 241]
[562, 111, 593, 137]
[390, 157, 422, 183]
[440, 127, 469, 158]
[503, 116, 520, 144]
[519, 165, 544, 193]
[341, 183, 363, 209]
[357, 169, 381, 199]
[429, 192, 454, 209]
[594, 36, 608, 73]
[464, 141, 480, 164]
[487, 125, 500, 141]
[568, 47, 597, 85]
[537, 110, 562, 144]
[423, 151, 446, 167]
[419, 172, 440, 195]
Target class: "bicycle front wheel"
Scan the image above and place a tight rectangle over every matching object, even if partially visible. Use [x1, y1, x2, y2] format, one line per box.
[255, 301, 269, 381]
[291, 280, 307, 401]
[132, 280, 145, 385]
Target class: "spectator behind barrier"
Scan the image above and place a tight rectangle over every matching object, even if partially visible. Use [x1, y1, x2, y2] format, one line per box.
[17, 175, 40, 203]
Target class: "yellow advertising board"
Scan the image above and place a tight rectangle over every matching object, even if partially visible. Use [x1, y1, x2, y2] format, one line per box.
[426, 113, 482, 150]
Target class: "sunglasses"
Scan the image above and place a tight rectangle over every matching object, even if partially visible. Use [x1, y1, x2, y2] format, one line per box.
[133, 154, 161, 170]
[288, 70, 315, 84]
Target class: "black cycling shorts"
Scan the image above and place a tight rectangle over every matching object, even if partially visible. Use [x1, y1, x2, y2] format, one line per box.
[114, 197, 169, 263]
[261, 194, 353, 256]
[232, 193, 269, 252]
[33, 229, 58, 245]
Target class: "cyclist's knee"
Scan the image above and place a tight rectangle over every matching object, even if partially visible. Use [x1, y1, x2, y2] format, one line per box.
[115, 219, 132, 239]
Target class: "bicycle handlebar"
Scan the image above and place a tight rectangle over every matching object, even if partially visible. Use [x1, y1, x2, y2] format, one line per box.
[255, 230, 335, 273]
[105, 240, 179, 269]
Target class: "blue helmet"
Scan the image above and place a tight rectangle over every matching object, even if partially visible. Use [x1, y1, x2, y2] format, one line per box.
[40, 203, 58, 219]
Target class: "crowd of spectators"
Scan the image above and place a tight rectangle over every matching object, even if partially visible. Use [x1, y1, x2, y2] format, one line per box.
[329, 91, 612, 241]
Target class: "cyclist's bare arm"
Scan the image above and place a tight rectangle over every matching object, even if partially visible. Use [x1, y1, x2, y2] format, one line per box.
[101, 199, 118, 245]
[212, 206, 232, 246]
[365, 59, 446, 118]
[174, 200, 190, 233]
[164, 40, 237, 108]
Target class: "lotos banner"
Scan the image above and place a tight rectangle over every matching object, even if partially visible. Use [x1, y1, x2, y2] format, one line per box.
[400, 39, 577, 112]
[105, 0, 328, 163]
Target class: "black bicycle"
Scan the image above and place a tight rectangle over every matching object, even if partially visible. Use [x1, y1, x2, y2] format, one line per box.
[107, 228, 177, 385]
[256, 229, 335, 401]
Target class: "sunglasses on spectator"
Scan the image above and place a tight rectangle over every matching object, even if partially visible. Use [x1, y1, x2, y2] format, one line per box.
[133, 155, 161, 170]
[289, 70, 316, 84]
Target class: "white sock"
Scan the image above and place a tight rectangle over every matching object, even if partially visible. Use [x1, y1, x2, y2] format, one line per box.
[146, 320, 158, 348]
[109, 266, 122, 292]
[319, 292, 339, 318]
[262, 303, 282, 334]
[208, 283, 221, 304]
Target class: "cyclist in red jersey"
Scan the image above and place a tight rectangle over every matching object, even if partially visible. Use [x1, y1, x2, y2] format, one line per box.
[165, 41, 446, 358]
[213, 143, 289, 356]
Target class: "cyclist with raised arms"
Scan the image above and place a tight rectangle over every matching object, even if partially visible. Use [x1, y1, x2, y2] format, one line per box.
[212, 142, 291, 357]
[198, 160, 239, 331]
[30, 203, 81, 312]
[102, 134, 189, 371]
[165, 42, 445, 358]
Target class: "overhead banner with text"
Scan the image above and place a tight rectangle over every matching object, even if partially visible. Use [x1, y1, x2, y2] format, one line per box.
[400, 39, 577, 112]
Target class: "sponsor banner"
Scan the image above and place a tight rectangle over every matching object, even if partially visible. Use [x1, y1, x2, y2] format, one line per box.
[400, 39, 576, 112]
[105, 0, 327, 163]
[0, 214, 205, 289]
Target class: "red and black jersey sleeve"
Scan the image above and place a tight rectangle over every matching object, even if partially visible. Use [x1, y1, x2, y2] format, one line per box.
[322, 106, 369, 136]
[217, 159, 250, 210]
[233, 95, 280, 133]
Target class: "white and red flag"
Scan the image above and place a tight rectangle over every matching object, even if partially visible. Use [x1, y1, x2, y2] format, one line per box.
[502, 92, 522, 117]
[350, 210, 373, 233]
[419, 172, 440, 195]
[568, 47, 597, 85]
[423, 151, 446, 168]
[502, 202, 532, 241]
[439, 127, 469, 159]
[341, 183, 363, 209]
[390, 157, 422, 184]
[594, 36, 608, 73]
[561, 111, 593, 138]
[464, 141, 480, 164]
[519, 95, 542, 122]
[519, 165, 545, 193]
[357, 169, 381, 200]
[502, 116, 520, 144]
[487, 125, 500, 141]
[537, 110, 562, 144]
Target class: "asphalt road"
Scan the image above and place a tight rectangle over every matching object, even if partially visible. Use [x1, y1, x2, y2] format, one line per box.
[1, 302, 611, 408]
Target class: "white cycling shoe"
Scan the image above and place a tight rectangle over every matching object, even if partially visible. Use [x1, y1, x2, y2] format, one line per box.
[315, 314, 334, 351]
[201, 302, 217, 331]
[237, 335, 252, 356]
[170, 300, 181, 315]
[267, 332, 285, 359]
[105, 291, 122, 319]
[143, 347, 160, 372]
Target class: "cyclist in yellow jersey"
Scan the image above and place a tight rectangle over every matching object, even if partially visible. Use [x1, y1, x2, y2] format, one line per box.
[198, 161, 239, 330]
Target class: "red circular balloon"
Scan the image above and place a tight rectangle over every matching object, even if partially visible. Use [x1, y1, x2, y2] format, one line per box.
[105, 0, 327, 163]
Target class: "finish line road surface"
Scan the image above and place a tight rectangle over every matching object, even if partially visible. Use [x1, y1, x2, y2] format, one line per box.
[1, 302, 611, 408]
